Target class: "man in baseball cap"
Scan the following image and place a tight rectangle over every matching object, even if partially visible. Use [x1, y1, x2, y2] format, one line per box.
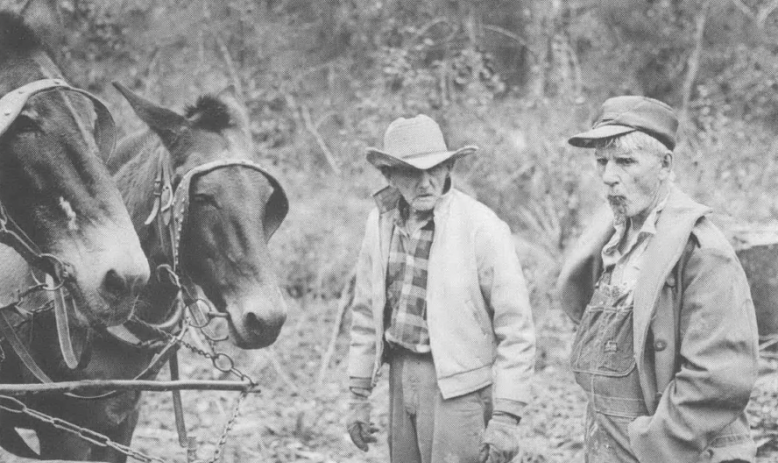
[346, 114, 536, 463]
[558, 96, 758, 463]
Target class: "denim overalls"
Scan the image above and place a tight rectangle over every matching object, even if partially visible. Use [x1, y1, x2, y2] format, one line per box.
[571, 270, 649, 463]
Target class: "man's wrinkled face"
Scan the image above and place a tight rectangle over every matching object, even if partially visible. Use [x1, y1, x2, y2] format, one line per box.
[594, 146, 670, 221]
[386, 162, 451, 212]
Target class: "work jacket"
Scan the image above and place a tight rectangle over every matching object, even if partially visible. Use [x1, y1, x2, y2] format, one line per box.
[348, 187, 535, 413]
[558, 185, 758, 463]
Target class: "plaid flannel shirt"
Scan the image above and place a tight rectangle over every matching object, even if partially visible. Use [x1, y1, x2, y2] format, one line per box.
[383, 208, 435, 353]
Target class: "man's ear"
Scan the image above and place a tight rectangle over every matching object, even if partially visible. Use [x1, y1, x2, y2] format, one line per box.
[662, 151, 673, 170]
[379, 166, 393, 184]
[659, 151, 674, 180]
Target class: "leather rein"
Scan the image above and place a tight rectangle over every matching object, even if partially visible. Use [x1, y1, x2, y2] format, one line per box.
[0, 79, 117, 375]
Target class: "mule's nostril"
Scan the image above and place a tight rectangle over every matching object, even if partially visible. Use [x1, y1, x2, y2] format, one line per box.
[243, 312, 261, 330]
[242, 311, 286, 333]
[102, 269, 127, 298]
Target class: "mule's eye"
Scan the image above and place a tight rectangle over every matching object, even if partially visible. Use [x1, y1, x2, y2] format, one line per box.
[192, 193, 218, 208]
[12, 115, 39, 134]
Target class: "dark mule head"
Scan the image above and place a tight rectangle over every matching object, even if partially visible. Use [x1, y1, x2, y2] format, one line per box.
[113, 83, 288, 349]
[0, 0, 149, 326]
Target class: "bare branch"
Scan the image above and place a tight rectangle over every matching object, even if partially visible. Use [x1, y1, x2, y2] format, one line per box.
[411, 17, 450, 43]
[483, 24, 532, 52]
[757, 0, 778, 28]
[214, 33, 244, 101]
[301, 105, 341, 174]
[729, 0, 756, 19]
[681, 0, 714, 121]
[316, 268, 356, 387]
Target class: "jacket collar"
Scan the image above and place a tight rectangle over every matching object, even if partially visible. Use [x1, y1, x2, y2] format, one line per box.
[631, 184, 710, 411]
[373, 182, 455, 266]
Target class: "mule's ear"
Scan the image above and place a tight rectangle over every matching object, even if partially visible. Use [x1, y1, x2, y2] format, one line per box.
[20, 0, 64, 51]
[215, 84, 252, 149]
[113, 82, 189, 150]
[216, 85, 239, 100]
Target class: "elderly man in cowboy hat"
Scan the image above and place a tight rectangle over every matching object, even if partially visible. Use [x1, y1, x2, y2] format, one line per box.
[558, 96, 758, 463]
[346, 114, 536, 463]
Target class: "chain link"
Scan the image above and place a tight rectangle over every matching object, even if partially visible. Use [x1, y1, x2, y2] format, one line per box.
[0, 394, 169, 463]
[199, 390, 249, 463]
[126, 302, 258, 461]
[0, 298, 258, 463]
[131, 299, 258, 387]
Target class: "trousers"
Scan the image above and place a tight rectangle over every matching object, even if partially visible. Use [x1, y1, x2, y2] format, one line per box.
[388, 348, 492, 463]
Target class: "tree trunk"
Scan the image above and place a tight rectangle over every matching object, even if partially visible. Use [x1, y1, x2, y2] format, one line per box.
[680, 0, 714, 122]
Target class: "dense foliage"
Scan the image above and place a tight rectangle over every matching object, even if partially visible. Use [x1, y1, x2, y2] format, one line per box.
[2, 1, 778, 461]
[34, 0, 776, 298]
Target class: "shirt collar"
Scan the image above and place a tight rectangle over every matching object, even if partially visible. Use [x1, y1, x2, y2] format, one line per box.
[392, 197, 435, 230]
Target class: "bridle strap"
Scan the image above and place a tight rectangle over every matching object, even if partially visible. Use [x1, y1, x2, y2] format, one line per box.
[106, 157, 287, 348]
[169, 158, 284, 270]
[0, 203, 64, 279]
[0, 307, 55, 384]
[48, 274, 87, 370]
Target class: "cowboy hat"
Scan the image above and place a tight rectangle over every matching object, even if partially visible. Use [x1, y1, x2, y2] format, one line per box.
[367, 114, 477, 170]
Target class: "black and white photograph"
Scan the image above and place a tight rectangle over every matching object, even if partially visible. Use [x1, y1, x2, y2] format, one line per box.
[0, 0, 777, 462]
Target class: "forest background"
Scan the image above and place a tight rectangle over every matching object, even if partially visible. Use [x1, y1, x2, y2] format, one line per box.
[4, 0, 778, 462]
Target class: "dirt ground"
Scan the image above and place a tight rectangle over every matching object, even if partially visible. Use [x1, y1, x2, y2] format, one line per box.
[3, 300, 778, 463]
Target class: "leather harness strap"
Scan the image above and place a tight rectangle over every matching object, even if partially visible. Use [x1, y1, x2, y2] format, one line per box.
[0, 307, 54, 384]
[48, 274, 81, 370]
[0, 79, 117, 374]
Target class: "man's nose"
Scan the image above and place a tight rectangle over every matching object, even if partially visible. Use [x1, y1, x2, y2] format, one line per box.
[419, 170, 433, 187]
[601, 162, 619, 186]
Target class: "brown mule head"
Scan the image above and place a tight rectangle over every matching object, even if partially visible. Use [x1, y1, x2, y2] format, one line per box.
[0, 0, 149, 326]
[114, 83, 288, 349]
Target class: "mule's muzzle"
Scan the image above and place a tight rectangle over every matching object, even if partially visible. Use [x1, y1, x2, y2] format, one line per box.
[238, 310, 286, 349]
[226, 290, 287, 350]
[101, 267, 145, 302]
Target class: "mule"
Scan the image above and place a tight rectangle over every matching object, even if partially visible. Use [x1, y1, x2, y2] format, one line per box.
[0, 1, 150, 462]
[0, 0, 149, 326]
[1, 84, 289, 461]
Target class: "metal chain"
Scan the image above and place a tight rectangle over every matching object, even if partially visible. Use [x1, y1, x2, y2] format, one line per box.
[198, 390, 249, 463]
[129, 307, 258, 462]
[0, 301, 257, 463]
[131, 301, 258, 387]
[0, 394, 170, 463]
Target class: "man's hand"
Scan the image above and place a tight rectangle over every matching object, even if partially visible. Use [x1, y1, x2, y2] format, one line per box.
[479, 413, 521, 463]
[346, 393, 378, 452]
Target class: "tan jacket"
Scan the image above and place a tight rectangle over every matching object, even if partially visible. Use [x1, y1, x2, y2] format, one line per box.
[348, 188, 535, 412]
[558, 185, 758, 463]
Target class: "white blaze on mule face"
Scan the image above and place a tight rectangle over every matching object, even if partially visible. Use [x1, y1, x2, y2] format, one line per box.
[58, 197, 78, 231]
